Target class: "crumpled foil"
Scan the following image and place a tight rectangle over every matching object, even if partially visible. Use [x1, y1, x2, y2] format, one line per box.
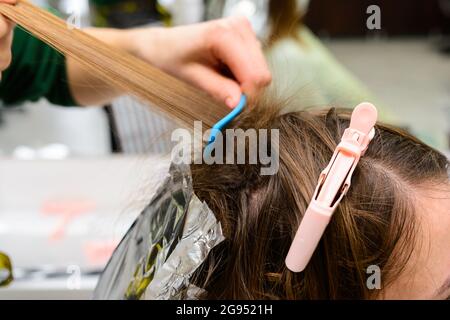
[0, 252, 13, 287]
[93, 163, 225, 300]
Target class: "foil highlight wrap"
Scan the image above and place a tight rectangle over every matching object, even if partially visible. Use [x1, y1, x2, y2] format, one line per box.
[93, 163, 224, 300]
[0, 252, 13, 287]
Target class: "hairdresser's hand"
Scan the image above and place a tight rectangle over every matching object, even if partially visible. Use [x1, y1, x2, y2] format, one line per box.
[0, 0, 16, 76]
[128, 17, 272, 108]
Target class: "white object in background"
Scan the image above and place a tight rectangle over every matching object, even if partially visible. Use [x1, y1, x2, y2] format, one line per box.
[12, 146, 37, 160]
[227, 0, 257, 16]
[58, 0, 91, 28]
[221, 0, 310, 39]
[158, 0, 205, 25]
[38, 144, 71, 160]
[0, 100, 110, 157]
[13, 144, 70, 160]
[0, 155, 171, 299]
[0, 155, 171, 268]
[222, 0, 269, 39]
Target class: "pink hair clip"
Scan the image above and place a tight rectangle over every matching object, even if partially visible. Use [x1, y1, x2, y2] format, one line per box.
[285, 103, 378, 272]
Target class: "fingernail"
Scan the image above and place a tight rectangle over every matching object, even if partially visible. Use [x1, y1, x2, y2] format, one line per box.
[225, 97, 236, 109]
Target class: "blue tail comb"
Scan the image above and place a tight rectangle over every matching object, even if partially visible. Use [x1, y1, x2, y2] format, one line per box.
[207, 94, 247, 145]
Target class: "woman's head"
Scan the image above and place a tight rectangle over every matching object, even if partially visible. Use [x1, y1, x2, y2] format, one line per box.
[190, 102, 449, 299]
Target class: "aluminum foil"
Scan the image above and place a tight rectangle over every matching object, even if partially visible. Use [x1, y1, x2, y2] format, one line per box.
[0, 252, 13, 287]
[93, 163, 225, 300]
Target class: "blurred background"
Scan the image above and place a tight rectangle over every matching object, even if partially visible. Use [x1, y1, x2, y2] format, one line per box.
[0, 0, 449, 299]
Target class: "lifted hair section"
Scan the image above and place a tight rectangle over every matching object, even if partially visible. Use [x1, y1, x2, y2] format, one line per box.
[0, 0, 229, 129]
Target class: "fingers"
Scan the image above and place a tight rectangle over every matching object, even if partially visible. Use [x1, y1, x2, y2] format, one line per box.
[180, 63, 242, 109]
[230, 17, 272, 98]
[0, 0, 15, 38]
[0, 14, 14, 71]
[0, 13, 13, 36]
[207, 17, 272, 105]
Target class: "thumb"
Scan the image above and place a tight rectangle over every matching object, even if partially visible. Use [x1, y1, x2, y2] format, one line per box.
[0, 15, 14, 39]
[0, 0, 17, 36]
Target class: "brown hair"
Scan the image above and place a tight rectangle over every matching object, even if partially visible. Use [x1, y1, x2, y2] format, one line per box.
[0, 0, 229, 129]
[268, 0, 303, 43]
[190, 102, 449, 299]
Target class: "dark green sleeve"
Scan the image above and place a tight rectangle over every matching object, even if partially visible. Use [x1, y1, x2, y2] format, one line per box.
[0, 26, 78, 107]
